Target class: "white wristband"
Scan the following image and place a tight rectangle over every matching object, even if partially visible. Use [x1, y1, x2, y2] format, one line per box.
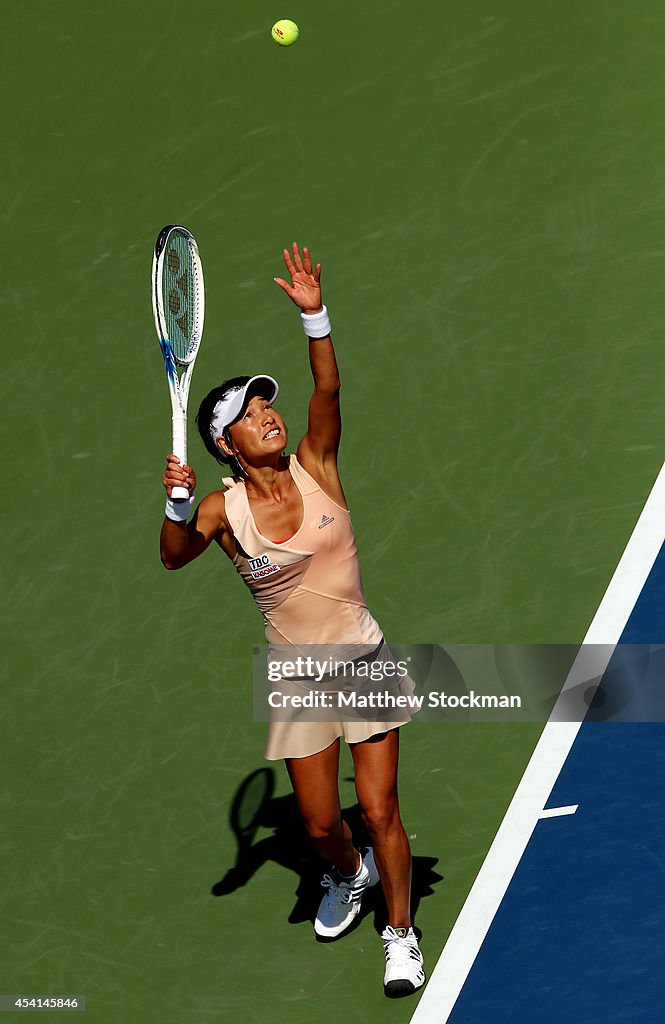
[165, 493, 195, 522]
[301, 304, 331, 339]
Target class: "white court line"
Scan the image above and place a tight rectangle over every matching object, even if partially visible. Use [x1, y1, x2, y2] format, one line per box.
[409, 460, 665, 1024]
[539, 804, 578, 819]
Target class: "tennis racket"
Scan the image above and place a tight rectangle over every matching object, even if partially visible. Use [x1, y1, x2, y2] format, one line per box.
[152, 225, 205, 500]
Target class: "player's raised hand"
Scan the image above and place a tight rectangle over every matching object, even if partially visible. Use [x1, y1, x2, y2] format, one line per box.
[274, 242, 323, 313]
[163, 454, 196, 498]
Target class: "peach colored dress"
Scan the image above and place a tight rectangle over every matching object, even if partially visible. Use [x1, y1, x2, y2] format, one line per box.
[222, 455, 413, 759]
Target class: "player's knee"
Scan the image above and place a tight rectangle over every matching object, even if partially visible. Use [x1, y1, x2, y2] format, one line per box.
[301, 814, 340, 843]
[360, 799, 399, 839]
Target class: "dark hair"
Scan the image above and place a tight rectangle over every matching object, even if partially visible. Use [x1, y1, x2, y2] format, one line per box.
[196, 376, 252, 475]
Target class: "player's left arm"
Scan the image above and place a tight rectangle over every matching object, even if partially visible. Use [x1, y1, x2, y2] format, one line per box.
[301, 334, 341, 466]
[274, 243, 343, 486]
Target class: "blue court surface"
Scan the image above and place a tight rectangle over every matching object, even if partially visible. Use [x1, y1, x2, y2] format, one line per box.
[410, 466, 665, 1024]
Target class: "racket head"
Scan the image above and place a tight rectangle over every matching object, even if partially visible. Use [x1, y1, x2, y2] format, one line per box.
[152, 225, 205, 366]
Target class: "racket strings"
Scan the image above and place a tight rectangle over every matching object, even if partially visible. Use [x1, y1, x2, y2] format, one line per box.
[161, 232, 202, 363]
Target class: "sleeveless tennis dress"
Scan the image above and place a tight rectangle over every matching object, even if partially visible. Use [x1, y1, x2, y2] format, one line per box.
[222, 455, 414, 759]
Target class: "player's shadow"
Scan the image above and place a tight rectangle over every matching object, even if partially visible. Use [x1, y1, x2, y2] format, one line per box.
[211, 767, 443, 932]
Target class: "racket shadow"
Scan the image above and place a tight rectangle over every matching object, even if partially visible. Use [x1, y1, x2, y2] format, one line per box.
[211, 768, 443, 932]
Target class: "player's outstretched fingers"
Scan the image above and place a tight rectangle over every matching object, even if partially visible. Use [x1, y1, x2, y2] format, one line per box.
[283, 247, 296, 278]
[292, 242, 304, 273]
[274, 276, 294, 297]
[302, 246, 312, 275]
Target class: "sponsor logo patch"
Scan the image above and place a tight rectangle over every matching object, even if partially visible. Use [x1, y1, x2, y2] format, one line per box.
[248, 553, 281, 580]
[319, 514, 335, 529]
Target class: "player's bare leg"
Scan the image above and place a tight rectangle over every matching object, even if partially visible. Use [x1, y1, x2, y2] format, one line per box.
[286, 739, 359, 876]
[351, 728, 425, 996]
[287, 740, 379, 939]
[350, 728, 411, 924]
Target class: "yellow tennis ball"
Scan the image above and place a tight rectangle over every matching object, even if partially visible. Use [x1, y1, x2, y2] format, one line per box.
[271, 19, 299, 46]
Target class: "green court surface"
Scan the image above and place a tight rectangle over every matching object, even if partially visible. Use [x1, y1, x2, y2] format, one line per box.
[3, 1, 665, 1020]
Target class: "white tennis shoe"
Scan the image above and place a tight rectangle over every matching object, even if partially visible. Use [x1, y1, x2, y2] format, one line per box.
[314, 847, 380, 940]
[382, 925, 426, 998]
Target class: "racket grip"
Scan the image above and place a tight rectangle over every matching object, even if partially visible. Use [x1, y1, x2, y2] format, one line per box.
[172, 412, 188, 464]
[171, 412, 189, 502]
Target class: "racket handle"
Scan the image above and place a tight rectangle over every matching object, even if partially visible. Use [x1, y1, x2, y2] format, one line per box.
[172, 412, 188, 464]
[171, 413, 189, 503]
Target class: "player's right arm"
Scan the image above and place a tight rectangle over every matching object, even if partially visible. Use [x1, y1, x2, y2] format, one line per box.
[160, 454, 234, 568]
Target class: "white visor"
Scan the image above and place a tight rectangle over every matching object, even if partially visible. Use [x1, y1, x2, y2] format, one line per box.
[209, 374, 280, 441]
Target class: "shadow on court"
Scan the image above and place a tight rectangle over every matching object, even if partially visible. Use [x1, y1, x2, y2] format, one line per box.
[211, 768, 443, 934]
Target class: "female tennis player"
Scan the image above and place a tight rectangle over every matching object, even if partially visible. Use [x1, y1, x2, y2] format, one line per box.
[159, 243, 425, 998]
